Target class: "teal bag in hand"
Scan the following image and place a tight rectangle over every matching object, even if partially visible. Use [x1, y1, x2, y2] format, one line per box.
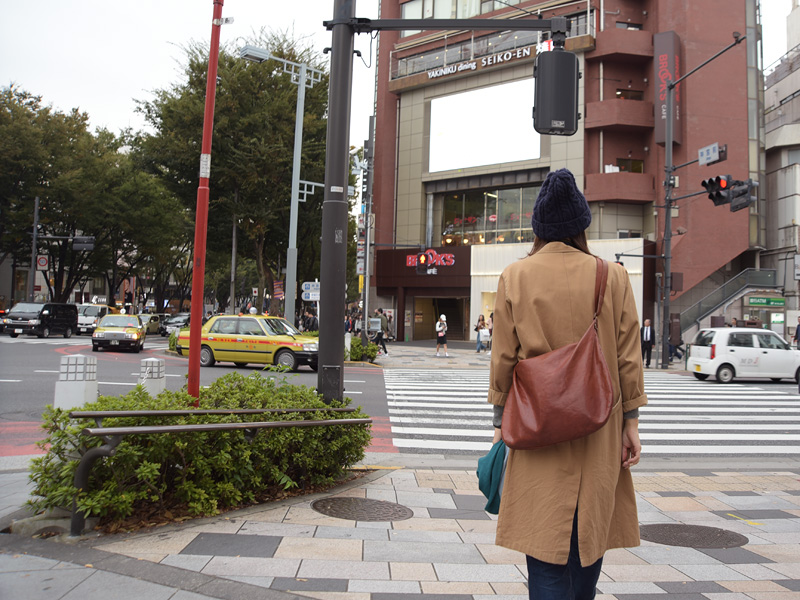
[476, 439, 508, 515]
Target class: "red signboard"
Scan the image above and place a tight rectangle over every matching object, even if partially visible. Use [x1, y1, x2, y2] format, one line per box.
[654, 31, 682, 146]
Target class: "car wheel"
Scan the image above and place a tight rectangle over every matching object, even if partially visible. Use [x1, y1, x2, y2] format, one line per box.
[795, 367, 800, 384]
[275, 349, 298, 371]
[693, 373, 709, 381]
[716, 364, 735, 384]
[92, 344, 99, 352]
[10, 333, 18, 338]
[234, 362, 248, 367]
[161, 332, 166, 337]
[200, 345, 216, 367]
[63, 327, 73, 339]
[39, 327, 50, 339]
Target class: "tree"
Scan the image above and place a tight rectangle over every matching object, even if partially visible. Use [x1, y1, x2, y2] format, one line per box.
[0, 85, 189, 305]
[135, 30, 344, 320]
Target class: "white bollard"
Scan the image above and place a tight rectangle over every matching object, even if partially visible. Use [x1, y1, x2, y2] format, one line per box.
[54, 355, 98, 410]
[344, 332, 352, 359]
[139, 358, 166, 397]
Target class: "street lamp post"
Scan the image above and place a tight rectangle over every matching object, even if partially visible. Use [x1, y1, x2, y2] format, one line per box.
[239, 45, 323, 325]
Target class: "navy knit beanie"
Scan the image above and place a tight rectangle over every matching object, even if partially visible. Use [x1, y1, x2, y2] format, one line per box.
[531, 169, 592, 241]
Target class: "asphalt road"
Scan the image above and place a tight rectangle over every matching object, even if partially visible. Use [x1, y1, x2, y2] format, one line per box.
[0, 332, 386, 424]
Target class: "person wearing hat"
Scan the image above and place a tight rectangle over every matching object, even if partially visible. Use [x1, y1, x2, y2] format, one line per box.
[435, 314, 449, 357]
[486, 168, 646, 598]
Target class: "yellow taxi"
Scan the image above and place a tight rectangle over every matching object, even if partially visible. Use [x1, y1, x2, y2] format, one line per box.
[176, 314, 319, 371]
[92, 314, 146, 353]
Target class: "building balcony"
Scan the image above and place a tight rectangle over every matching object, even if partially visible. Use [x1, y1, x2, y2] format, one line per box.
[585, 172, 655, 204]
[585, 99, 654, 132]
[586, 28, 652, 63]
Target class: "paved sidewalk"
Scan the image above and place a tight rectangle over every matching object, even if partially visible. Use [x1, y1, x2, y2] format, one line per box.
[3, 450, 800, 600]
[2, 344, 797, 599]
[367, 339, 688, 372]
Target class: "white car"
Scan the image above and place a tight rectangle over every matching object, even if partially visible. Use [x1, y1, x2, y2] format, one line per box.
[687, 327, 800, 383]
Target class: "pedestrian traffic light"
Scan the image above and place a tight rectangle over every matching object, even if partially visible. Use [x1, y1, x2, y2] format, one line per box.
[729, 179, 759, 213]
[533, 47, 580, 136]
[701, 175, 733, 206]
[416, 251, 430, 275]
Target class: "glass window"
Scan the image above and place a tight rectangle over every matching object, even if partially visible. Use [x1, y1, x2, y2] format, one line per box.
[423, 0, 434, 18]
[463, 190, 486, 234]
[616, 159, 644, 173]
[239, 318, 266, 336]
[522, 186, 538, 226]
[616, 22, 642, 30]
[693, 330, 716, 346]
[483, 191, 498, 235]
[497, 188, 521, 231]
[457, 0, 480, 19]
[481, 0, 495, 14]
[756, 333, 789, 350]
[401, 0, 423, 36]
[615, 89, 644, 100]
[728, 333, 754, 347]
[434, 0, 454, 18]
[210, 318, 238, 334]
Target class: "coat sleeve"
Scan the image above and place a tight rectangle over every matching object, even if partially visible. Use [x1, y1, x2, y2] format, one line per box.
[616, 269, 648, 414]
[487, 272, 519, 407]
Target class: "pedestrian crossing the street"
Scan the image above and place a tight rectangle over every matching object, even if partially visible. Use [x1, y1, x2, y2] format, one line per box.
[384, 369, 800, 455]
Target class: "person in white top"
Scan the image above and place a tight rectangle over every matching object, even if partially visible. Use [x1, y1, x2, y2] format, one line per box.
[435, 314, 449, 357]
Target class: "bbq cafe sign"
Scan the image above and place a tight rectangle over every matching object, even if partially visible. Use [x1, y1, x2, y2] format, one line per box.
[426, 45, 534, 80]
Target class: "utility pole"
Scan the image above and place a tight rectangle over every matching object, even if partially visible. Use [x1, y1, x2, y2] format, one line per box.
[361, 116, 374, 345]
[318, 0, 356, 402]
[187, 0, 225, 400]
[659, 32, 746, 369]
[27, 196, 40, 302]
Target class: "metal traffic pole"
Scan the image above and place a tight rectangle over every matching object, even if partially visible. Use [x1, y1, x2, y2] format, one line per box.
[318, 0, 356, 403]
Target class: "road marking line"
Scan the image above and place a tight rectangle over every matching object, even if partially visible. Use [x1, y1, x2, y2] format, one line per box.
[726, 513, 763, 526]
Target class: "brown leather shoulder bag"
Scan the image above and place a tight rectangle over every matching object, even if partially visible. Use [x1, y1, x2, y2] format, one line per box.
[501, 257, 613, 450]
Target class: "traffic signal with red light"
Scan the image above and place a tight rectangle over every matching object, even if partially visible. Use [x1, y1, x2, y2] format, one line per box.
[701, 175, 733, 206]
[416, 252, 430, 275]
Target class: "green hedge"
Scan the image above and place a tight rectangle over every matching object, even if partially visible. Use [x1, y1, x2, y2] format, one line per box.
[28, 373, 371, 522]
[349, 337, 379, 362]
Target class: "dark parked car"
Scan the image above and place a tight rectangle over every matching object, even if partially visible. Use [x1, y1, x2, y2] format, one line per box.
[160, 313, 190, 337]
[3, 302, 78, 338]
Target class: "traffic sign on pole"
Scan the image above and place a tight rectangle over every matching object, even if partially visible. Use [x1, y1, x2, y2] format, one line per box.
[302, 281, 321, 292]
[36, 255, 48, 270]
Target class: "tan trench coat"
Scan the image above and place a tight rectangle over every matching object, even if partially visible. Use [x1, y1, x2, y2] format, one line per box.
[488, 242, 648, 566]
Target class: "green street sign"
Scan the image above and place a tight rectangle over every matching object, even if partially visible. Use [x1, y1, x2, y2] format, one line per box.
[747, 297, 785, 306]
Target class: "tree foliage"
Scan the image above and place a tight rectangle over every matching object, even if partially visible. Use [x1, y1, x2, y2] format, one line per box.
[0, 85, 188, 305]
[134, 30, 358, 317]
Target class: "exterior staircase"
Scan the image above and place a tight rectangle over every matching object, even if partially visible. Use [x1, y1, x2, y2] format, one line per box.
[680, 269, 780, 332]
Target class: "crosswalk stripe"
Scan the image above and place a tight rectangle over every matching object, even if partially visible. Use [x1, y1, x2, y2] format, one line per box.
[384, 369, 800, 456]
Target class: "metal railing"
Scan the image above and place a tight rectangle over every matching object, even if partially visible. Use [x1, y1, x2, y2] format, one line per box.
[680, 269, 779, 331]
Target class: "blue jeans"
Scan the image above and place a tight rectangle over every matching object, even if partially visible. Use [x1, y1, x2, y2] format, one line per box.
[476, 332, 483, 351]
[526, 512, 603, 600]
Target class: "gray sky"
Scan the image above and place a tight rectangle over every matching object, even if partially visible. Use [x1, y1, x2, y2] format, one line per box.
[0, 0, 791, 148]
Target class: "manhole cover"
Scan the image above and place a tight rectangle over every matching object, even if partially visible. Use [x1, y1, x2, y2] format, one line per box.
[310, 497, 414, 522]
[640, 523, 748, 549]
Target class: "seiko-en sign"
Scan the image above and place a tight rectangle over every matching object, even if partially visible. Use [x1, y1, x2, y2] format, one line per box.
[427, 46, 533, 80]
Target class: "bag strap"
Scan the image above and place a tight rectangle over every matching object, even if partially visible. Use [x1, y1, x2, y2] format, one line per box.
[593, 257, 609, 318]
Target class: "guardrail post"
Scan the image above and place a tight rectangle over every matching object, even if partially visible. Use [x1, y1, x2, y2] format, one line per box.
[140, 358, 166, 396]
[54, 355, 97, 410]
